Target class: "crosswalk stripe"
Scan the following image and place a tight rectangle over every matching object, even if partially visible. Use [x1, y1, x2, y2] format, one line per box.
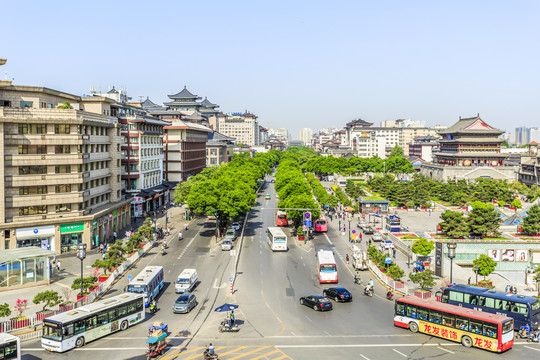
[271, 355, 289, 360]
[226, 346, 271, 360]
[158, 346, 206, 360]
[249, 349, 281, 360]
[213, 346, 248, 358]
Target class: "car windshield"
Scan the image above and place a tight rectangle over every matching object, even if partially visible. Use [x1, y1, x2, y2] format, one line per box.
[532, 300, 540, 311]
[127, 284, 147, 293]
[176, 297, 189, 304]
[176, 278, 189, 284]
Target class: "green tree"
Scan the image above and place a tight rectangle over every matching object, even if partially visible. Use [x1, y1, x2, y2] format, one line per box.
[467, 201, 501, 237]
[409, 269, 436, 291]
[92, 257, 121, 275]
[71, 277, 98, 293]
[411, 238, 435, 256]
[439, 210, 469, 238]
[511, 198, 522, 209]
[389, 144, 405, 158]
[522, 204, 540, 235]
[472, 254, 497, 280]
[387, 263, 405, 281]
[56, 101, 71, 109]
[0, 303, 11, 318]
[33, 290, 62, 311]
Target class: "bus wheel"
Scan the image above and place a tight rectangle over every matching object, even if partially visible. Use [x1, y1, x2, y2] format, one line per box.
[120, 320, 128, 331]
[75, 337, 85, 348]
[408, 322, 418, 333]
[461, 335, 473, 348]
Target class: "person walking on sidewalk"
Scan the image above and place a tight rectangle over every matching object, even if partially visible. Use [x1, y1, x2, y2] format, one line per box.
[56, 260, 61, 272]
[346, 254, 349, 265]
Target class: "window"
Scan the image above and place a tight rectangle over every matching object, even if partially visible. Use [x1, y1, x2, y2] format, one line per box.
[74, 320, 86, 334]
[55, 184, 71, 193]
[483, 322, 497, 338]
[442, 314, 454, 327]
[18, 123, 46, 134]
[19, 186, 47, 195]
[118, 306, 127, 317]
[455, 316, 468, 331]
[55, 124, 70, 134]
[55, 145, 70, 154]
[428, 310, 441, 324]
[19, 205, 47, 215]
[55, 165, 71, 173]
[395, 303, 406, 316]
[469, 319, 482, 334]
[97, 312, 108, 326]
[127, 302, 136, 314]
[19, 166, 47, 175]
[56, 204, 71, 212]
[85, 316, 97, 330]
[417, 307, 428, 321]
[20, 101, 33, 108]
[18, 145, 47, 154]
[484, 297, 495, 308]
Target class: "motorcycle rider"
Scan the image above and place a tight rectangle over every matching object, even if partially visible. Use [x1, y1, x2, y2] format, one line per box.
[161, 244, 166, 255]
[386, 290, 394, 300]
[178, 232, 183, 240]
[208, 343, 215, 355]
[150, 299, 157, 313]
[520, 324, 531, 337]
[184, 223, 188, 231]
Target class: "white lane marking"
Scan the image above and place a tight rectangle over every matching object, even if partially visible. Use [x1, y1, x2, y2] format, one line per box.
[290, 331, 296, 336]
[212, 279, 227, 288]
[277, 343, 461, 348]
[359, 354, 370, 360]
[392, 349, 408, 357]
[437, 346, 454, 354]
[323, 233, 333, 245]
[270, 334, 413, 338]
[524, 345, 540, 352]
[177, 231, 198, 260]
[324, 330, 331, 336]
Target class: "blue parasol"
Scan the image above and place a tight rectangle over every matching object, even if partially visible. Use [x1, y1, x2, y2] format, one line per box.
[214, 303, 239, 312]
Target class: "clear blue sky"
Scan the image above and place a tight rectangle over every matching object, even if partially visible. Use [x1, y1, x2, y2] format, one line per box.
[2, 0, 539, 138]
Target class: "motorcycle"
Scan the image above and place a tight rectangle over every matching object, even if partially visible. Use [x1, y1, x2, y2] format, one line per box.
[160, 248, 167, 256]
[353, 274, 361, 285]
[218, 319, 239, 333]
[364, 286, 374, 297]
[149, 304, 158, 314]
[386, 291, 394, 301]
[527, 332, 540, 343]
[203, 346, 219, 359]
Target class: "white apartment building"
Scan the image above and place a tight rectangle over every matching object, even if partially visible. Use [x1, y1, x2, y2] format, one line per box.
[299, 128, 313, 145]
[216, 112, 260, 146]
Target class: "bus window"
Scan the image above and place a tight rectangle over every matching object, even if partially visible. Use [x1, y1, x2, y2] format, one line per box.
[128, 302, 137, 314]
[442, 314, 454, 327]
[429, 310, 441, 324]
[97, 312, 108, 326]
[417, 307, 428, 321]
[469, 294, 478, 305]
[483, 322, 497, 338]
[515, 303, 528, 314]
[494, 299, 505, 310]
[63, 324, 74, 339]
[449, 291, 463, 302]
[478, 296, 486, 307]
[484, 297, 495, 308]
[86, 316, 97, 330]
[469, 319, 482, 334]
[74, 320, 86, 334]
[118, 306, 127, 317]
[396, 303, 406, 316]
[455, 316, 468, 331]
[407, 306, 417, 318]
[136, 298, 144, 311]
[109, 309, 117, 322]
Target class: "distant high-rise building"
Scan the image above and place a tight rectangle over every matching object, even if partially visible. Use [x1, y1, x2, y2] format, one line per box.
[530, 128, 540, 143]
[515, 126, 530, 146]
[216, 111, 260, 146]
[299, 128, 313, 145]
[268, 128, 289, 143]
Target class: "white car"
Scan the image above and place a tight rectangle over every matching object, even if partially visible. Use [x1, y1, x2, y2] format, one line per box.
[372, 232, 383, 241]
[221, 240, 232, 251]
[382, 240, 394, 250]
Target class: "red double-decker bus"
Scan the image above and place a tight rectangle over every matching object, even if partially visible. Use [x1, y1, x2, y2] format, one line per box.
[394, 296, 513, 352]
[276, 211, 288, 226]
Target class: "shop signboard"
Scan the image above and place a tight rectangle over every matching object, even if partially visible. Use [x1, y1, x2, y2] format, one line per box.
[113, 209, 118, 216]
[16, 225, 55, 238]
[60, 223, 84, 234]
[92, 220, 97, 228]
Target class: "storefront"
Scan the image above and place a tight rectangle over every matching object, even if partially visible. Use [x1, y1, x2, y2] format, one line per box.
[60, 223, 84, 253]
[91, 220, 99, 248]
[0, 247, 55, 289]
[15, 225, 55, 251]
[132, 196, 144, 218]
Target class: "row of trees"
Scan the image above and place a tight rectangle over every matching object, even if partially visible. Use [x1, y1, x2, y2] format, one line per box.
[345, 179, 365, 200]
[331, 185, 352, 207]
[439, 202, 502, 238]
[305, 173, 338, 208]
[368, 174, 532, 207]
[175, 150, 280, 223]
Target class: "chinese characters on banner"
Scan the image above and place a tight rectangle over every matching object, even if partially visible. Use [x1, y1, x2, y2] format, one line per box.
[421, 322, 495, 351]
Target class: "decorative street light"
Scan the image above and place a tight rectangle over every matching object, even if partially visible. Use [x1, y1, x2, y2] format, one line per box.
[473, 264, 479, 286]
[447, 242, 457, 284]
[76, 243, 87, 306]
[348, 219, 351, 242]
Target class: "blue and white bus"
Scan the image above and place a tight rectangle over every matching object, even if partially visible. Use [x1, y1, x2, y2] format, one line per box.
[441, 284, 540, 330]
[127, 266, 164, 307]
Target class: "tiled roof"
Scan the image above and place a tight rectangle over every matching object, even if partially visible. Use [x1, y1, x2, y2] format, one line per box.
[438, 116, 503, 135]
[141, 97, 157, 108]
[168, 86, 200, 100]
[201, 97, 218, 108]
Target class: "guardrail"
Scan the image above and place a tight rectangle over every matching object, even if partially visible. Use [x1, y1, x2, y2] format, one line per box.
[367, 259, 415, 296]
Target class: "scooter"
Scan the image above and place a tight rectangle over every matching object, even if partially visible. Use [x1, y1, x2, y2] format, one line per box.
[160, 248, 167, 256]
[527, 332, 540, 343]
[218, 319, 239, 333]
[364, 286, 374, 297]
[353, 274, 361, 285]
[203, 347, 219, 359]
[149, 304, 158, 314]
[386, 291, 394, 301]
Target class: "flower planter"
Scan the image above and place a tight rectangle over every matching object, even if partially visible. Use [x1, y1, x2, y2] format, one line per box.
[478, 281, 492, 288]
[36, 310, 55, 321]
[98, 275, 111, 282]
[10, 317, 30, 329]
[76, 294, 89, 302]
[414, 290, 431, 299]
[59, 303, 75, 312]
[89, 285, 99, 292]
[298, 236, 305, 240]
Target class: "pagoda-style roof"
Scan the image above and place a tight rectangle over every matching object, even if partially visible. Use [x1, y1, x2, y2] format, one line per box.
[434, 151, 507, 158]
[439, 137, 504, 143]
[346, 118, 373, 128]
[167, 86, 201, 101]
[141, 97, 158, 108]
[438, 115, 503, 136]
[201, 97, 219, 109]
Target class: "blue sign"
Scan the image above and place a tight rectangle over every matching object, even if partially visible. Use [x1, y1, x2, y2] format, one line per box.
[352, 230, 356, 234]
[33, 229, 39, 234]
[229, 277, 233, 282]
[127, 274, 132, 281]
[385, 257, 392, 265]
[303, 212, 312, 227]
[304, 212, 311, 220]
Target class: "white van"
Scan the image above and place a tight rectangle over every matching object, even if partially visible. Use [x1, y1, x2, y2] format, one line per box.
[175, 269, 198, 294]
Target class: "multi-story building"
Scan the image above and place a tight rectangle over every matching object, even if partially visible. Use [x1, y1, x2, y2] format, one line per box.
[259, 126, 268, 145]
[299, 128, 313, 145]
[515, 126, 530, 146]
[216, 111, 260, 146]
[530, 128, 540, 143]
[517, 143, 539, 186]
[0, 73, 130, 253]
[408, 135, 439, 163]
[206, 131, 235, 166]
[163, 120, 211, 183]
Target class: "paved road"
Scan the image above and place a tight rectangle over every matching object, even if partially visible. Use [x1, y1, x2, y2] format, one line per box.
[21, 179, 540, 359]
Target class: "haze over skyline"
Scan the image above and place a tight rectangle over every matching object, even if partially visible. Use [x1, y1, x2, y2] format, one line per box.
[2, 0, 539, 137]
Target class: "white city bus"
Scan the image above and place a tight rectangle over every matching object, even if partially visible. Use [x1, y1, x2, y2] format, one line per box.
[266, 227, 288, 251]
[127, 265, 164, 307]
[0, 333, 21, 360]
[317, 249, 338, 283]
[42, 293, 144, 352]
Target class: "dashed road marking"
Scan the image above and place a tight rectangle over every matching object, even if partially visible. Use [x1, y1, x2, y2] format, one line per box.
[359, 354, 371, 360]
[392, 348, 408, 357]
[437, 346, 454, 354]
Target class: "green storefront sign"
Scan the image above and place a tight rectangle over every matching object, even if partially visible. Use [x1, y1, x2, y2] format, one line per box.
[113, 209, 118, 216]
[60, 223, 84, 233]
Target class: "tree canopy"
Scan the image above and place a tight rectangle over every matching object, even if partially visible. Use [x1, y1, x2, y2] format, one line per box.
[522, 204, 540, 235]
[411, 238, 435, 256]
[473, 254, 497, 279]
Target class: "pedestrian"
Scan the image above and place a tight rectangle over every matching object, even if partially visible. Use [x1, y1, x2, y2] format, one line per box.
[56, 260, 61, 272]
[505, 285, 509, 293]
[343, 224, 346, 232]
[99, 243, 104, 254]
[53, 255, 57, 265]
[509, 285, 514, 294]
[392, 248, 396, 258]
[106, 244, 110, 252]
[49, 263, 53, 275]
[468, 277, 471, 285]
[429, 208, 432, 216]
[113, 231, 117, 241]
[346, 254, 349, 265]
[513, 287, 517, 294]
[230, 310, 235, 326]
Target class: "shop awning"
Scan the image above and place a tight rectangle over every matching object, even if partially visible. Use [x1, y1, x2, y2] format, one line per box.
[0, 247, 56, 263]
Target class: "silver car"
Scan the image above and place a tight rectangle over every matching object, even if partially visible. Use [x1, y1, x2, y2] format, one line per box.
[173, 293, 197, 314]
[372, 232, 383, 241]
[221, 240, 232, 251]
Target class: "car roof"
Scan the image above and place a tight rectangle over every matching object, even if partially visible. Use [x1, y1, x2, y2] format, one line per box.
[331, 287, 349, 292]
[176, 294, 192, 300]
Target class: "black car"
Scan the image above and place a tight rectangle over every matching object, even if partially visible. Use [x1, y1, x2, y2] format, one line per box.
[363, 226, 374, 235]
[299, 295, 333, 311]
[323, 287, 352, 302]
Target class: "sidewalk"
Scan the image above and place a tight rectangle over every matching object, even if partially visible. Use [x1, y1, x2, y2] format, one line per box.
[0, 204, 190, 321]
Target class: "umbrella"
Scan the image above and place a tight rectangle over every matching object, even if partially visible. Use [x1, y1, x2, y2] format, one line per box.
[214, 303, 239, 312]
[344, 206, 354, 211]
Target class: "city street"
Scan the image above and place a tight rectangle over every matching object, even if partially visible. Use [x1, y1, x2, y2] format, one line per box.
[20, 179, 540, 359]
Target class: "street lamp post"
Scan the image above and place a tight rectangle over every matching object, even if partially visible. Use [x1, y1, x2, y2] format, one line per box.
[348, 219, 351, 242]
[447, 242, 457, 284]
[473, 264, 479, 285]
[76, 243, 87, 306]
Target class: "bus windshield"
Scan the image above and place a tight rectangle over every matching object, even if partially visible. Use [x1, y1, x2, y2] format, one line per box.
[274, 236, 286, 242]
[42, 324, 62, 341]
[532, 300, 540, 311]
[127, 284, 147, 294]
[320, 264, 336, 272]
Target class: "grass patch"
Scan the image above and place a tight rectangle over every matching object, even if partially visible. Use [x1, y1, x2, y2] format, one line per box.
[363, 195, 387, 201]
[401, 236, 423, 240]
